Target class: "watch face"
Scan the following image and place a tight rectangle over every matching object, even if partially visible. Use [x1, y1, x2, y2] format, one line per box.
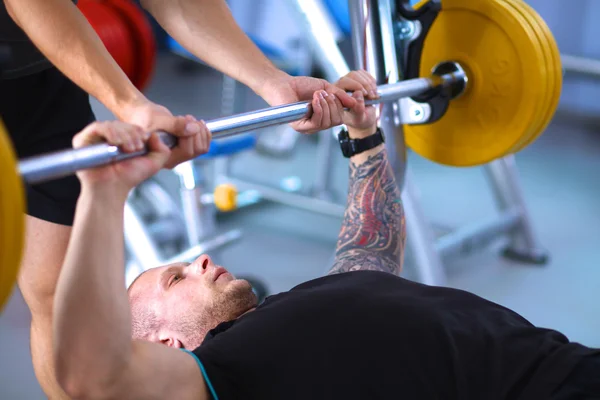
[339, 130, 352, 157]
[341, 142, 352, 157]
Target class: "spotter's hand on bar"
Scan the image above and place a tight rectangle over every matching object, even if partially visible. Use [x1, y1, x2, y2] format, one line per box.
[260, 73, 378, 134]
[118, 99, 212, 169]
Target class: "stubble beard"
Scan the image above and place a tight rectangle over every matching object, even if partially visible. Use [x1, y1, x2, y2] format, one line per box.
[179, 279, 257, 348]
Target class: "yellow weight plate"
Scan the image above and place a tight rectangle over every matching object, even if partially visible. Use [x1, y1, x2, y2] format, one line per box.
[512, 0, 563, 151]
[405, 0, 547, 166]
[0, 120, 25, 313]
[502, 0, 552, 153]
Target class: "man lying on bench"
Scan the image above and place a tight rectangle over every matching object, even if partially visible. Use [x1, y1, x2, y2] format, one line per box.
[52, 71, 599, 400]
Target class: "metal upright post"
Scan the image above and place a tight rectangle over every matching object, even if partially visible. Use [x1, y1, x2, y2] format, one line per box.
[287, 0, 348, 200]
[348, 0, 407, 188]
[348, 0, 446, 284]
[123, 202, 163, 269]
[174, 161, 216, 246]
[312, 129, 336, 200]
[214, 74, 239, 181]
[484, 155, 549, 264]
[402, 172, 447, 285]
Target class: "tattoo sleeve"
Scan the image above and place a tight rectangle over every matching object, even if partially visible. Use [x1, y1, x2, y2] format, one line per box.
[328, 149, 406, 276]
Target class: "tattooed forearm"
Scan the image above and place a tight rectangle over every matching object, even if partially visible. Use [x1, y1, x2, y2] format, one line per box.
[328, 150, 406, 276]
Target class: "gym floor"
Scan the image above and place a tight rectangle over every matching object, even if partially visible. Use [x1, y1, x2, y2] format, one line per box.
[1, 54, 599, 399]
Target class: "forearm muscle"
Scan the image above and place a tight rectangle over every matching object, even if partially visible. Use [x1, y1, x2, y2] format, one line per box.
[53, 187, 131, 397]
[141, 0, 287, 100]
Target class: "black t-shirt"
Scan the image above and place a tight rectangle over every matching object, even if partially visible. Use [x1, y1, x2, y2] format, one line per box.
[0, 0, 78, 79]
[193, 271, 597, 400]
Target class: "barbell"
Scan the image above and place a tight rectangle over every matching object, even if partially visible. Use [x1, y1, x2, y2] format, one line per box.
[18, 64, 466, 184]
[0, 0, 562, 312]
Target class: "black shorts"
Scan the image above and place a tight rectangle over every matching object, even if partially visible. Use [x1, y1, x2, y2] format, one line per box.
[551, 353, 600, 399]
[0, 67, 95, 226]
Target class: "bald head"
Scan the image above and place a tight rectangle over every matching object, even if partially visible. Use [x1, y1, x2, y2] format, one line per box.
[128, 270, 160, 340]
[126, 256, 257, 349]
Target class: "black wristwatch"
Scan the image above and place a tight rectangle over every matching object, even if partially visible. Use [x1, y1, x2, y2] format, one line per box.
[338, 127, 385, 158]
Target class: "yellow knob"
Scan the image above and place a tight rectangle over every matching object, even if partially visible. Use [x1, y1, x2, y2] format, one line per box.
[213, 183, 238, 212]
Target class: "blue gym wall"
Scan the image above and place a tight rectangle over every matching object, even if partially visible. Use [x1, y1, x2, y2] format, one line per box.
[526, 0, 599, 114]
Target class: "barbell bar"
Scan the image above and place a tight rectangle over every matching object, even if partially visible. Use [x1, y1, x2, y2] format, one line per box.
[18, 62, 467, 184]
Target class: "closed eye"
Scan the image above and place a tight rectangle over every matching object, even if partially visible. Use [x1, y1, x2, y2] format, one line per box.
[169, 274, 182, 287]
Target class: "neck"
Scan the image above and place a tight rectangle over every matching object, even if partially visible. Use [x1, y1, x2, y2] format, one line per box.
[188, 307, 258, 349]
[240, 307, 256, 317]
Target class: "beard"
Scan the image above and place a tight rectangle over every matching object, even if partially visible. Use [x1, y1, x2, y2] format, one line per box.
[175, 279, 258, 348]
[208, 279, 258, 322]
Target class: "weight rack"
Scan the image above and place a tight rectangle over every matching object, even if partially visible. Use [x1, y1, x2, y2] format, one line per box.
[212, 0, 549, 285]
[123, 0, 550, 285]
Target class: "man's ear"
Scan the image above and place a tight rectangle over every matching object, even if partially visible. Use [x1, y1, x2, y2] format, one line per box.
[159, 335, 184, 349]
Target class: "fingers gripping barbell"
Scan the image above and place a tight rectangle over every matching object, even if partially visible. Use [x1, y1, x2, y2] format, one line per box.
[0, 0, 562, 312]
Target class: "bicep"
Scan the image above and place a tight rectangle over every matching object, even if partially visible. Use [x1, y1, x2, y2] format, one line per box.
[327, 249, 402, 276]
[114, 341, 209, 400]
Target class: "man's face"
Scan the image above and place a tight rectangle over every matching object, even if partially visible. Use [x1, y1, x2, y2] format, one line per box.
[129, 254, 257, 348]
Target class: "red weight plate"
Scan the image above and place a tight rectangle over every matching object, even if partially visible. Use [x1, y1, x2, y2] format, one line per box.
[105, 0, 156, 91]
[78, 0, 135, 79]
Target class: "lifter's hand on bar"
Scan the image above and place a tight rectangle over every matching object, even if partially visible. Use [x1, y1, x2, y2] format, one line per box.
[71, 121, 172, 197]
[259, 74, 377, 134]
[336, 71, 379, 138]
[118, 99, 211, 169]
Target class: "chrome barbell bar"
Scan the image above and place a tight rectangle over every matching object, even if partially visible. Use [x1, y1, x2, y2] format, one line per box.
[19, 62, 467, 184]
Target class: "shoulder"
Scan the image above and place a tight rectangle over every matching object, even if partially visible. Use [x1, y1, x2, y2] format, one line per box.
[106, 341, 210, 400]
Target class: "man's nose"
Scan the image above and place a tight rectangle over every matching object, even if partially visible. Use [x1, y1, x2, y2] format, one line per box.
[192, 254, 213, 274]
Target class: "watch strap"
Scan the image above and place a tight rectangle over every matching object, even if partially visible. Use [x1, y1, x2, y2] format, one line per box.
[338, 127, 385, 158]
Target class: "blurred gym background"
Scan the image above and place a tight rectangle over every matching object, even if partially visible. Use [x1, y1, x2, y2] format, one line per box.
[1, 1, 599, 398]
